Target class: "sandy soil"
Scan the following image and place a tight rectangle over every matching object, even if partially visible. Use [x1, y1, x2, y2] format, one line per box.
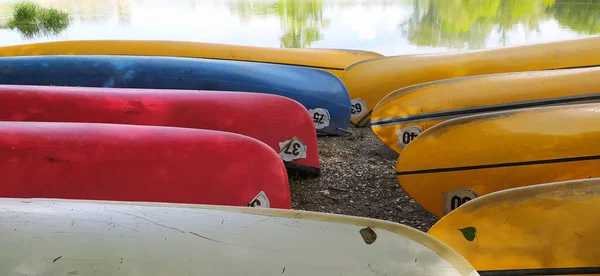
[288, 126, 438, 232]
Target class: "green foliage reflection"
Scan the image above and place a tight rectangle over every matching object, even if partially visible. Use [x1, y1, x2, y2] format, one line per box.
[228, 0, 330, 48]
[1, 1, 71, 39]
[551, 0, 600, 34]
[401, 0, 561, 49]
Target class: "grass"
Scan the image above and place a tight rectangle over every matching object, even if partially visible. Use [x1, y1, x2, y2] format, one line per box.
[1, 1, 71, 39]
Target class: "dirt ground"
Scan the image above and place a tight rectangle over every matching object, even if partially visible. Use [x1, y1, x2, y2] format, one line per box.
[288, 126, 438, 232]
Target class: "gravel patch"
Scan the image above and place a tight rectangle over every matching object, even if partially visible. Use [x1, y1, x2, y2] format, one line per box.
[289, 126, 438, 232]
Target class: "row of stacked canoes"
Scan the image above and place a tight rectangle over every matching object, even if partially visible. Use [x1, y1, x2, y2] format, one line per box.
[1, 178, 594, 275]
[1, 37, 600, 275]
[364, 37, 600, 274]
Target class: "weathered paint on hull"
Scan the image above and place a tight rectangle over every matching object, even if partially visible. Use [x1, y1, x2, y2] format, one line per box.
[0, 85, 320, 176]
[0, 55, 351, 135]
[370, 67, 600, 153]
[0, 40, 384, 77]
[0, 122, 291, 209]
[428, 178, 600, 276]
[0, 198, 479, 276]
[396, 103, 600, 218]
[343, 35, 600, 127]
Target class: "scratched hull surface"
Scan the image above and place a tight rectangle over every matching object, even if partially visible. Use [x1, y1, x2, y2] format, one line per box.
[0, 85, 320, 176]
[0, 55, 351, 135]
[0, 122, 290, 209]
[370, 67, 600, 154]
[396, 103, 600, 218]
[342, 36, 600, 127]
[428, 178, 600, 275]
[0, 40, 383, 77]
[0, 198, 479, 276]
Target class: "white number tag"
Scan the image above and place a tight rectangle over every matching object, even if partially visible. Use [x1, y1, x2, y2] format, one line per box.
[396, 126, 422, 149]
[309, 108, 331, 130]
[442, 188, 478, 215]
[247, 191, 270, 208]
[350, 98, 367, 119]
[278, 136, 307, 162]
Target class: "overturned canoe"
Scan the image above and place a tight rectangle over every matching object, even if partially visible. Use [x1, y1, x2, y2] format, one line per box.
[0, 55, 351, 135]
[371, 67, 600, 153]
[428, 178, 600, 276]
[0, 198, 480, 276]
[343, 36, 600, 127]
[396, 103, 600, 217]
[0, 85, 320, 176]
[0, 122, 290, 208]
[0, 40, 383, 77]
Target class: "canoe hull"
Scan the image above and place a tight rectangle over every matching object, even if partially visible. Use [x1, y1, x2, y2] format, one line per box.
[0, 198, 479, 276]
[371, 67, 600, 153]
[0, 85, 320, 176]
[344, 36, 600, 127]
[0, 122, 291, 209]
[428, 178, 600, 274]
[0, 40, 383, 77]
[0, 55, 351, 135]
[396, 103, 600, 217]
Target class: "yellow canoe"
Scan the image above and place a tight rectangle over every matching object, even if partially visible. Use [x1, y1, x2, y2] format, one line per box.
[0, 40, 384, 77]
[428, 178, 600, 275]
[396, 102, 600, 218]
[0, 197, 479, 276]
[371, 67, 600, 153]
[343, 35, 600, 127]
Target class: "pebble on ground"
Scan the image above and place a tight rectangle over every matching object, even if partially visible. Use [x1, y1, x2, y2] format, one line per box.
[289, 126, 438, 232]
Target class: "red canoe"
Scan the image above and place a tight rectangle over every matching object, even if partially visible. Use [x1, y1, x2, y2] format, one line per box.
[0, 85, 320, 176]
[0, 122, 291, 209]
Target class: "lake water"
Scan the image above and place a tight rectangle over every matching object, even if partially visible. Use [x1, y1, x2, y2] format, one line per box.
[0, 0, 598, 56]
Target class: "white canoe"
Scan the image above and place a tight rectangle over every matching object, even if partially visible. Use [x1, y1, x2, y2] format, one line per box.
[0, 198, 478, 276]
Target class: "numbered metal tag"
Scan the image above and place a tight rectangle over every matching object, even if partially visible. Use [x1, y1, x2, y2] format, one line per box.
[247, 191, 270, 208]
[396, 126, 422, 149]
[278, 136, 307, 162]
[350, 98, 367, 119]
[442, 188, 478, 215]
[308, 108, 331, 130]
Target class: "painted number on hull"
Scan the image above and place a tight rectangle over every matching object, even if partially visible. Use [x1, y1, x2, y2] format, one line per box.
[442, 189, 478, 215]
[279, 136, 308, 162]
[396, 126, 422, 149]
[247, 191, 270, 208]
[309, 108, 331, 130]
[350, 98, 367, 119]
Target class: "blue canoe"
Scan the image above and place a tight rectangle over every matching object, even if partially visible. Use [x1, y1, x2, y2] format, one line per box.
[0, 55, 351, 135]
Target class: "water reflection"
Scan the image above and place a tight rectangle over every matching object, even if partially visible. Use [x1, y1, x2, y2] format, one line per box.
[0, 1, 71, 39]
[228, 0, 330, 48]
[0, 0, 599, 54]
[552, 0, 600, 34]
[401, 0, 559, 50]
[35, 0, 132, 23]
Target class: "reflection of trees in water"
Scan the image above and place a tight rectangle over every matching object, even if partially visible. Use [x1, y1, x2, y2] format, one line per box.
[1, 2, 71, 39]
[35, 0, 131, 24]
[228, 0, 330, 48]
[401, 0, 564, 50]
[552, 0, 600, 34]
